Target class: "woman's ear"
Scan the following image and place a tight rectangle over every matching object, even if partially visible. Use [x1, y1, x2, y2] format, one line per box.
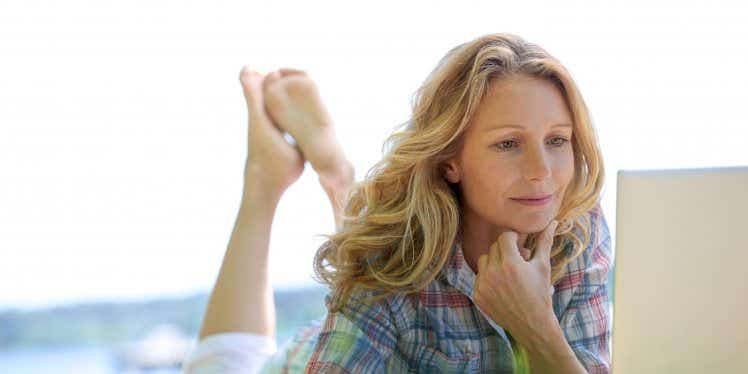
[443, 160, 461, 184]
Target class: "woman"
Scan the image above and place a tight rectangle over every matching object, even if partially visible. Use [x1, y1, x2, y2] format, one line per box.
[183, 32, 612, 373]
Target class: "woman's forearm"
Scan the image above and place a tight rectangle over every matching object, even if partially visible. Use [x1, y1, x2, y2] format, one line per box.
[520, 313, 588, 374]
[198, 178, 283, 340]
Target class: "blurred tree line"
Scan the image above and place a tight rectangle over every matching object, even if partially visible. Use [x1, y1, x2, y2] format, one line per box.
[0, 286, 328, 350]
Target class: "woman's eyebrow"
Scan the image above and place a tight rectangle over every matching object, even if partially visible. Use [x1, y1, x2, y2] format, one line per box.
[483, 123, 573, 132]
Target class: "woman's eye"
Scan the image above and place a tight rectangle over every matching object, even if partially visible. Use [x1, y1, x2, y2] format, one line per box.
[549, 137, 570, 147]
[494, 137, 569, 151]
[495, 140, 518, 151]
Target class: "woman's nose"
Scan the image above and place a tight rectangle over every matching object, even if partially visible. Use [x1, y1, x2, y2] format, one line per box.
[522, 146, 552, 182]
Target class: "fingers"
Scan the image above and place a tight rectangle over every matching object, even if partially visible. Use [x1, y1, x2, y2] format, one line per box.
[532, 220, 559, 265]
[497, 231, 522, 264]
[488, 241, 500, 266]
[517, 233, 529, 261]
[478, 254, 488, 274]
[518, 233, 528, 248]
[519, 248, 531, 261]
[486, 224, 554, 266]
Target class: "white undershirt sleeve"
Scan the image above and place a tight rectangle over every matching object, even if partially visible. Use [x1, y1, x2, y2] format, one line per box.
[181, 332, 278, 374]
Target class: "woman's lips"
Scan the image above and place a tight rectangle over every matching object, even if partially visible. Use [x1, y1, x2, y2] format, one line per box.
[510, 194, 552, 206]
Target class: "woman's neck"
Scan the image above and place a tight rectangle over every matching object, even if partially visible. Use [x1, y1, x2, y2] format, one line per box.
[459, 207, 528, 274]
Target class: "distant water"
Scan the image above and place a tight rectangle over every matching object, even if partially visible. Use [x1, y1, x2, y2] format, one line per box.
[0, 346, 180, 374]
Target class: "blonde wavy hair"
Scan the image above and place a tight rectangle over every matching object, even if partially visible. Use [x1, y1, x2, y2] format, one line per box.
[313, 32, 604, 313]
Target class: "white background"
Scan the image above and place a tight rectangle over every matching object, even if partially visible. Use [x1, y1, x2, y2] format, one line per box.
[1, 0, 746, 310]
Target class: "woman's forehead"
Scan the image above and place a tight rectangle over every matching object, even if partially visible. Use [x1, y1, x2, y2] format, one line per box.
[471, 79, 573, 131]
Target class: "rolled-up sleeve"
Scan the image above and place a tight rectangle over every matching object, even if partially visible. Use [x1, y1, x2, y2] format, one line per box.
[181, 332, 278, 374]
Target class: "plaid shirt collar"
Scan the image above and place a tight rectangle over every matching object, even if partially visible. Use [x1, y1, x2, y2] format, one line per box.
[441, 240, 476, 298]
[440, 240, 513, 342]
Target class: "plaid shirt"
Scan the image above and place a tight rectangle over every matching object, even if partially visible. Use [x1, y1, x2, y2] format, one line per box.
[260, 205, 612, 373]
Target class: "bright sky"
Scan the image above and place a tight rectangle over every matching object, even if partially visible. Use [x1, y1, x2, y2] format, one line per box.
[1, 0, 746, 310]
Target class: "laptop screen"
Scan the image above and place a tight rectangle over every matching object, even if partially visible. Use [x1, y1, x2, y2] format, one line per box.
[612, 166, 748, 373]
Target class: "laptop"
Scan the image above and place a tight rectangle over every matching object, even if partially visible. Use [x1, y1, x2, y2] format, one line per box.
[611, 166, 748, 373]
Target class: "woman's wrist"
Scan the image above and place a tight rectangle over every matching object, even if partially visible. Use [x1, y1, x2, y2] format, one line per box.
[516, 310, 563, 351]
[514, 312, 585, 373]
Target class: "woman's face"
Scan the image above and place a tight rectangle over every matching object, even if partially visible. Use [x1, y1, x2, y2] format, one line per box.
[444, 75, 575, 234]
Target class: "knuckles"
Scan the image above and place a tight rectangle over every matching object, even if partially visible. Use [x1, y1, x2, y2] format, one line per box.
[498, 231, 518, 243]
[538, 261, 551, 273]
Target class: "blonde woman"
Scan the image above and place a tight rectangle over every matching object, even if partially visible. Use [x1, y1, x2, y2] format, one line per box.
[183, 33, 613, 373]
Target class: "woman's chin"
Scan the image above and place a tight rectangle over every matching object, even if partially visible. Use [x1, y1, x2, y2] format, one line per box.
[513, 216, 555, 234]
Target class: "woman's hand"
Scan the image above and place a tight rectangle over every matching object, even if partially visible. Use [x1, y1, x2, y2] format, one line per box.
[239, 67, 305, 197]
[473, 220, 559, 343]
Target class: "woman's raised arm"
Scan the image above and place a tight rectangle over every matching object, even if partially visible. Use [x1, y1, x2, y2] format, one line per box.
[197, 66, 354, 340]
[197, 67, 306, 340]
